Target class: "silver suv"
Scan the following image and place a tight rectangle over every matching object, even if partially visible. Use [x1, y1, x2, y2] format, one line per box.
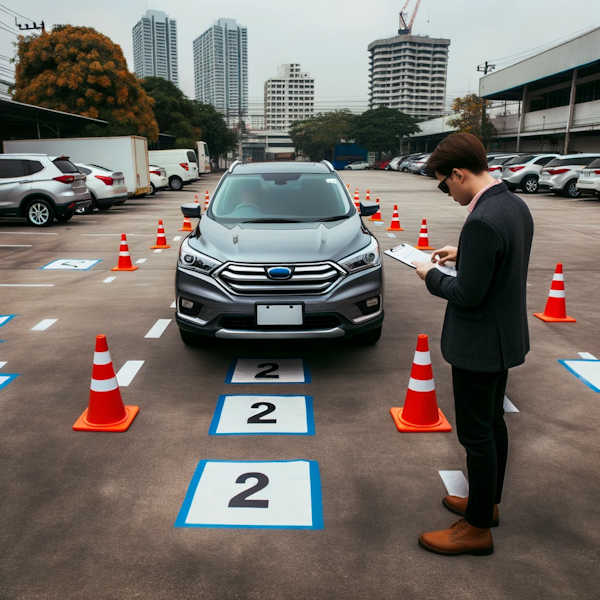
[538, 153, 600, 198]
[501, 154, 559, 193]
[0, 153, 91, 226]
[175, 161, 384, 345]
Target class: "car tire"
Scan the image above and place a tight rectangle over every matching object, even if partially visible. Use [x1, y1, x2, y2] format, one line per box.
[179, 328, 207, 347]
[56, 210, 74, 223]
[353, 326, 382, 346]
[150, 183, 156, 195]
[26, 198, 54, 227]
[564, 179, 580, 198]
[521, 175, 539, 194]
[169, 176, 183, 191]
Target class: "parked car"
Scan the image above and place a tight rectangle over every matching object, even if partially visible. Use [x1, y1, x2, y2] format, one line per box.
[575, 158, 600, 198]
[386, 156, 405, 171]
[149, 164, 169, 195]
[175, 160, 383, 345]
[148, 149, 199, 190]
[409, 153, 431, 174]
[74, 162, 127, 211]
[538, 153, 600, 198]
[0, 153, 91, 226]
[344, 161, 370, 170]
[373, 159, 391, 170]
[488, 155, 521, 179]
[399, 153, 423, 172]
[500, 154, 559, 193]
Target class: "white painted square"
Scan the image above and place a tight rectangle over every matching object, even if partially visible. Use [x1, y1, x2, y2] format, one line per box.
[209, 395, 314, 435]
[144, 319, 171, 338]
[41, 258, 101, 270]
[560, 359, 600, 393]
[116, 360, 144, 387]
[226, 358, 310, 384]
[31, 319, 57, 331]
[439, 470, 469, 497]
[175, 460, 323, 529]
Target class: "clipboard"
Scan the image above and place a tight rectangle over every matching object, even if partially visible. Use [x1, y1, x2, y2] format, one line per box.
[384, 243, 457, 277]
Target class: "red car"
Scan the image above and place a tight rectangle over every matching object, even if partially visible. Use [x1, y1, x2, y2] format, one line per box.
[373, 159, 391, 170]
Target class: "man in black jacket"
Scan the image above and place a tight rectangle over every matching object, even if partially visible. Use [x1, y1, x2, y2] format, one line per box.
[413, 133, 534, 556]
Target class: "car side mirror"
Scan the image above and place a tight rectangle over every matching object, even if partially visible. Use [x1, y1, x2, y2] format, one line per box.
[359, 202, 379, 217]
[181, 203, 201, 218]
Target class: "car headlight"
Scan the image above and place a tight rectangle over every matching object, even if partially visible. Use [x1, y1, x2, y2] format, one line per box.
[178, 238, 221, 274]
[339, 237, 381, 274]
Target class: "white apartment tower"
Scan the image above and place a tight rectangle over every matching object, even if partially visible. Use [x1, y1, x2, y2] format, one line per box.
[368, 23, 450, 120]
[193, 18, 248, 125]
[132, 10, 179, 86]
[264, 63, 315, 131]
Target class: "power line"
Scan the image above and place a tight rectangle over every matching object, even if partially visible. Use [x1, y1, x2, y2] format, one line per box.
[0, 23, 18, 36]
[0, 3, 33, 22]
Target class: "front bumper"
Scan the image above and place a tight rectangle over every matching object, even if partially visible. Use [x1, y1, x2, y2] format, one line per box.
[175, 264, 384, 339]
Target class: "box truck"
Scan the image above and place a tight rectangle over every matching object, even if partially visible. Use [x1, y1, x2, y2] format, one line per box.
[2, 136, 151, 198]
[195, 141, 211, 174]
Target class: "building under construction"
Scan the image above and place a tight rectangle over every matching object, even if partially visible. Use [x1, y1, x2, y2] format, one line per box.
[368, 1, 450, 120]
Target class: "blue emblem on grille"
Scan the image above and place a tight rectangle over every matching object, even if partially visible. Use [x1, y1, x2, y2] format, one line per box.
[267, 266, 292, 280]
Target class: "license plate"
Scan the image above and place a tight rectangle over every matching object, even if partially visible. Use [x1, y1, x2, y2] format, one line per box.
[257, 304, 303, 325]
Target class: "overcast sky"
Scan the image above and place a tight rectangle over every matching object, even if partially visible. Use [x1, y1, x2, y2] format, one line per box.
[1, 0, 599, 114]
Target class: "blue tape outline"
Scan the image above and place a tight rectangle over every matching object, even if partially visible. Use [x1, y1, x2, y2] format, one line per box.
[558, 359, 600, 393]
[0, 314, 16, 328]
[208, 394, 315, 436]
[174, 459, 323, 529]
[0, 373, 19, 390]
[225, 358, 311, 384]
[40, 258, 102, 271]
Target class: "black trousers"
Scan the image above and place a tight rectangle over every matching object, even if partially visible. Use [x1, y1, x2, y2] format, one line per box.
[452, 366, 509, 529]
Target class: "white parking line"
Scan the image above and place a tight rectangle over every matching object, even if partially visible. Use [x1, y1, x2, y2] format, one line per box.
[173, 236, 182, 241]
[386, 233, 397, 238]
[439, 470, 468, 497]
[578, 352, 598, 360]
[144, 319, 171, 338]
[80, 233, 149, 237]
[0, 361, 6, 369]
[0, 245, 33, 248]
[503, 396, 519, 413]
[31, 318, 58, 331]
[116, 360, 145, 386]
[0, 284, 55, 287]
[136, 258, 147, 264]
[103, 276, 116, 283]
[153, 249, 163, 254]
[0, 232, 56, 235]
[170, 301, 176, 308]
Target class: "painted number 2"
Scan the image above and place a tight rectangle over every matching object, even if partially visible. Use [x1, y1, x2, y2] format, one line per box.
[247, 402, 277, 424]
[255, 362, 279, 379]
[228, 472, 270, 509]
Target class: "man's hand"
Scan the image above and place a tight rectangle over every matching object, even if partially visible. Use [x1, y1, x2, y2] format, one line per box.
[414, 260, 436, 280]
[431, 245, 458, 266]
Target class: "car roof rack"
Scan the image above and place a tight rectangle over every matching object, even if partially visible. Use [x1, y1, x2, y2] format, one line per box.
[320, 160, 334, 172]
[228, 160, 242, 173]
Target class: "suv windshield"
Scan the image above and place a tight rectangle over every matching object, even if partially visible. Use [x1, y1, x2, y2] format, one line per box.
[587, 158, 600, 169]
[546, 156, 600, 167]
[210, 173, 352, 222]
[504, 155, 535, 165]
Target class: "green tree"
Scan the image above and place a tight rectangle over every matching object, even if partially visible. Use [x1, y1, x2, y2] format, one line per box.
[448, 94, 496, 146]
[350, 106, 420, 156]
[289, 110, 355, 161]
[13, 25, 158, 141]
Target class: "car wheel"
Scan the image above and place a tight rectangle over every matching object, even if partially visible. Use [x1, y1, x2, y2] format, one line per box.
[521, 175, 539, 194]
[179, 328, 207, 347]
[169, 176, 183, 191]
[150, 183, 156, 195]
[26, 199, 54, 227]
[353, 326, 382, 346]
[564, 179, 580, 198]
[56, 210, 74, 223]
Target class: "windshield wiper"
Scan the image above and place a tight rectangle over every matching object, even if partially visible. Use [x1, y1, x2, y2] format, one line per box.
[240, 218, 302, 223]
[317, 215, 349, 222]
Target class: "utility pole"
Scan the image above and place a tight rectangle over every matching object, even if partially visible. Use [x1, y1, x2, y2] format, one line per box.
[14, 17, 45, 33]
[476, 60, 495, 147]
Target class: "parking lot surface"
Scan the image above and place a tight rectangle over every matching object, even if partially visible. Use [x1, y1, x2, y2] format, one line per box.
[1, 172, 599, 599]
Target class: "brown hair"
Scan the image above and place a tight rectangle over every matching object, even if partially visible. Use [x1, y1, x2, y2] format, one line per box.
[426, 132, 488, 176]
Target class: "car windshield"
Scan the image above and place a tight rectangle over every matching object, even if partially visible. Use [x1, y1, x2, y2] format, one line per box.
[210, 173, 352, 222]
[504, 155, 535, 165]
[489, 156, 516, 166]
[546, 156, 600, 167]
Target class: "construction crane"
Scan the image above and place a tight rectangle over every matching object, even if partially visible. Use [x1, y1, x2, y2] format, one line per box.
[398, 0, 422, 34]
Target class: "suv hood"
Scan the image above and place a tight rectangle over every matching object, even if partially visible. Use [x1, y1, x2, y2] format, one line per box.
[189, 215, 371, 263]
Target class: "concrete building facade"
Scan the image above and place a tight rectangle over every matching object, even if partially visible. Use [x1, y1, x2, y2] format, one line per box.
[368, 32, 450, 120]
[264, 63, 315, 131]
[132, 10, 178, 86]
[193, 18, 248, 126]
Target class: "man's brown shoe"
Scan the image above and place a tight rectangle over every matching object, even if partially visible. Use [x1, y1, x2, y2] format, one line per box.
[442, 495, 500, 527]
[418, 519, 494, 556]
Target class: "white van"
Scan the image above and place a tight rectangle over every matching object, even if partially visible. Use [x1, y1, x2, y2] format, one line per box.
[195, 141, 211, 174]
[148, 149, 199, 191]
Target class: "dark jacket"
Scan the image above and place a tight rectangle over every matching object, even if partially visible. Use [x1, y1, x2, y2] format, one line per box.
[425, 182, 534, 372]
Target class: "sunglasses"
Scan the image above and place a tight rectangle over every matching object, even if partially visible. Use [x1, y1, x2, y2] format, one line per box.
[438, 174, 451, 194]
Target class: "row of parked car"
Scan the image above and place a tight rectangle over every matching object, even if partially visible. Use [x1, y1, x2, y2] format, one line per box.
[387, 151, 600, 198]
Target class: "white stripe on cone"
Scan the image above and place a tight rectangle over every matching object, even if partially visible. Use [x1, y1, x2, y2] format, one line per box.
[90, 377, 119, 392]
[548, 290, 566, 298]
[408, 377, 435, 392]
[413, 351, 431, 365]
[93, 351, 112, 365]
[553, 273, 564, 281]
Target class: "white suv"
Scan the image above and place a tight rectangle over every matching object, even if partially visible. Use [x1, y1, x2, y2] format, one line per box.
[576, 158, 600, 198]
[539, 153, 600, 198]
[75, 163, 127, 211]
[501, 154, 559, 193]
[148, 149, 199, 190]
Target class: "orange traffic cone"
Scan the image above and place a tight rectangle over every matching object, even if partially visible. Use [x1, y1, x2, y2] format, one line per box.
[150, 219, 170, 249]
[415, 218, 434, 250]
[179, 216, 193, 232]
[194, 193, 200, 204]
[365, 189, 371, 202]
[111, 233, 138, 271]
[204, 190, 210, 210]
[387, 205, 404, 231]
[390, 334, 452, 433]
[73, 334, 139, 432]
[533, 263, 576, 322]
[369, 198, 384, 221]
[353, 190, 361, 210]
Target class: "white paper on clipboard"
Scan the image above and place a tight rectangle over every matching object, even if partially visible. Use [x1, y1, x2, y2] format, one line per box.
[384, 243, 457, 277]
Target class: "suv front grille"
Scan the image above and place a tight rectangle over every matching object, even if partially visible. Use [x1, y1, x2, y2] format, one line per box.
[216, 262, 345, 295]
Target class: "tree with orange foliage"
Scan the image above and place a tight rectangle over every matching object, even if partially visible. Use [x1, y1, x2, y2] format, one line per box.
[448, 94, 496, 147]
[13, 25, 158, 141]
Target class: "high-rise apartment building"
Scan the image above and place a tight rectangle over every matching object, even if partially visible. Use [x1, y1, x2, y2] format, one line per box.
[132, 10, 178, 86]
[193, 18, 248, 125]
[264, 63, 315, 131]
[368, 23, 449, 120]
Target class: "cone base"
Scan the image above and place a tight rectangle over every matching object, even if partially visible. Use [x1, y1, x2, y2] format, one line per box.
[73, 405, 139, 432]
[111, 265, 138, 271]
[387, 226, 404, 231]
[533, 312, 576, 323]
[369, 217, 384, 222]
[390, 406, 452, 432]
[150, 244, 171, 249]
[415, 245, 434, 251]
[179, 227, 192, 232]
